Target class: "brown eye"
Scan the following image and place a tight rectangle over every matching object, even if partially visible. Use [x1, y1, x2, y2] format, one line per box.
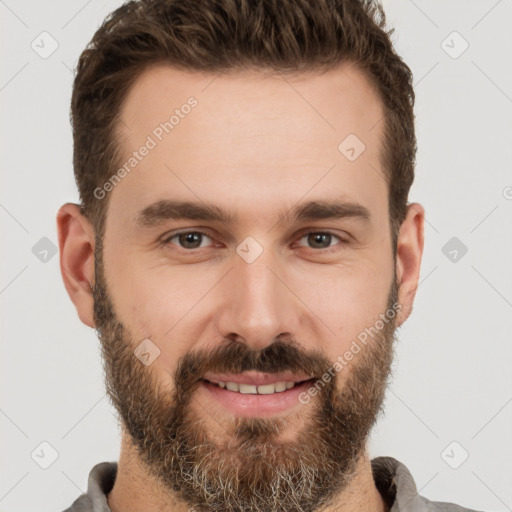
[307, 233, 334, 249]
[163, 231, 213, 249]
[296, 231, 345, 250]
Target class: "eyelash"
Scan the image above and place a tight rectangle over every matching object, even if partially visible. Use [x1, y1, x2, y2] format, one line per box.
[160, 229, 349, 253]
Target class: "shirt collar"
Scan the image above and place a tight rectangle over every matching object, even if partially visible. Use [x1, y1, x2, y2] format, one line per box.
[372, 456, 432, 512]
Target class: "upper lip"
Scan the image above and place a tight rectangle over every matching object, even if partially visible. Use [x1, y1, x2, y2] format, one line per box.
[202, 371, 313, 386]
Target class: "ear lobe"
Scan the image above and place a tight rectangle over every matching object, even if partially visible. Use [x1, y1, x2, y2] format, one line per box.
[57, 203, 96, 328]
[395, 203, 425, 327]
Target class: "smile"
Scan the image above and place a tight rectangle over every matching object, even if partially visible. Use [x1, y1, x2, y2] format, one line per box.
[199, 374, 316, 417]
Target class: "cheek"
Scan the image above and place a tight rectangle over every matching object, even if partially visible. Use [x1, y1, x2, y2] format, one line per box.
[290, 258, 393, 355]
[112, 266, 213, 366]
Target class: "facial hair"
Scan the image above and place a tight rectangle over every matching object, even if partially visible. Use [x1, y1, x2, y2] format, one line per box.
[92, 235, 399, 512]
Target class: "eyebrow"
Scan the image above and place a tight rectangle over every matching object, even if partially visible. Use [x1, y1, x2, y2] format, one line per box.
[135, 199, 371, 228]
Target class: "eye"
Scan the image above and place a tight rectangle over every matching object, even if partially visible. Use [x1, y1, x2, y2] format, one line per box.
[294, 231, 347, 251]
[160, 229, 348, 252]
[162, 230, 215, 250]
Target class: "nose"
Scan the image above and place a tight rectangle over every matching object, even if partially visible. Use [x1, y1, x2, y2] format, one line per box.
[214, 246, 302, 352]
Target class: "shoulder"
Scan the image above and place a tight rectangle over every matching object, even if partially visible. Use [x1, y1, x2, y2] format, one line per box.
[417, 494, 486, 512]
[61, 461, 117, 512]
[371, 456, 486, 512]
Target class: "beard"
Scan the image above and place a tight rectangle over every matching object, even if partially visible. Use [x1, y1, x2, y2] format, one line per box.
[92, 236, 399, 512]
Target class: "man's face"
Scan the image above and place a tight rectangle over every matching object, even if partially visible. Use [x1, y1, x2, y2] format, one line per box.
[94, 63, 399, 511]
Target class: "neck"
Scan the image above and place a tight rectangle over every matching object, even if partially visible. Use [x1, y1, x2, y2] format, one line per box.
[107, 432, 388, 512]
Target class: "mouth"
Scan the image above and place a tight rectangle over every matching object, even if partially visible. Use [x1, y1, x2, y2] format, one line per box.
[198, 372, 316, 417]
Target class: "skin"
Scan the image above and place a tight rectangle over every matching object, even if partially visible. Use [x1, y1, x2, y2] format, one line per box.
[57, 62, 424, 511]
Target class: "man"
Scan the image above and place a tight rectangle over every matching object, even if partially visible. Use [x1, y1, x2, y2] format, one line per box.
[57, 0, 482, 511]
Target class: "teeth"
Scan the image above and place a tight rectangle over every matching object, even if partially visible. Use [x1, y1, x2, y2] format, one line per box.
[226, 381, 239, 392]
[239, 383, 258, 394]
[275, 381, 287, 392]
[256, 383, 278, 395]
[212, 380, 298, 394]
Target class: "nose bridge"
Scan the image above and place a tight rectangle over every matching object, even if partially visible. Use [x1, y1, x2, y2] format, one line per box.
[215, 243, 297, 350]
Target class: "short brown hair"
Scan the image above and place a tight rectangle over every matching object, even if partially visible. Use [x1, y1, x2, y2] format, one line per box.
[71, 0, 416, 248]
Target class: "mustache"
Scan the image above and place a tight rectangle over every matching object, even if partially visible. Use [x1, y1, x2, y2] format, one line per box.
[173, 339, 333, 401]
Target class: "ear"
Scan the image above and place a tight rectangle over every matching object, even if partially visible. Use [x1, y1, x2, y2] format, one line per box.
[395, 203, 425, 327]
[57, 203, 96, 328]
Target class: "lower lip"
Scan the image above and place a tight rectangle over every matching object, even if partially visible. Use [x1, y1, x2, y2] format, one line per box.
[200, 379, 314, 418]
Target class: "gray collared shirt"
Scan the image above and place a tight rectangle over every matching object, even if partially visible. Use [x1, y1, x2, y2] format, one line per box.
[62, 456, 484, 511]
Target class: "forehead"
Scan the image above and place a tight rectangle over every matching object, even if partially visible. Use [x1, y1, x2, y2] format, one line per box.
[110, 62, 387, 229]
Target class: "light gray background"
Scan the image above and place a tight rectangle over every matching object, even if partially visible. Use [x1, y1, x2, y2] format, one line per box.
[1, 1, 511, 511]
